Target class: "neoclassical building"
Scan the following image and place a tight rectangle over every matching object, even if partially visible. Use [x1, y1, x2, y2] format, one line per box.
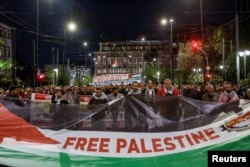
[0, 22, 16, 84]
[0, 22, 13, 62]
[93, 40, 171, 76]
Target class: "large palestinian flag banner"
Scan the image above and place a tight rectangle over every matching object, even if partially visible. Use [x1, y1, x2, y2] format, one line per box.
[0, 95, 250, 167]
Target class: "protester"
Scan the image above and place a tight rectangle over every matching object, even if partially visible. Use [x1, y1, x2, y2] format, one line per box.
[108, 87, 123, 101]
[244, 88, 250, 100]
[79, 84, 93, 95]
[218, 82, 239, 102]
[127, 82, 141, 94]
[202, 85, 219, 102]
[51, 89, 69, 104]
[157, 78, 180, 96]
[6, 86, 21, 99]
[88, 87, 108, 105]
[23, 87, 33, 103]
[66, 86, 80, 104]
[141, 79, 158, 95]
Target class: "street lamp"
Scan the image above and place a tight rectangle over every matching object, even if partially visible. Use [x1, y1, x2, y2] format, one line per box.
[53, 68, 58, 87]
[239, 50, 250, 79]
[193, 68, 201, 83]
[200, 0, 204, 42]
[64, 22, 76, 66]
[161, 18, 174, 81]
[157, 71, 160, 84]
[83, 42, 88, 67]
[220, 65, 228, 81]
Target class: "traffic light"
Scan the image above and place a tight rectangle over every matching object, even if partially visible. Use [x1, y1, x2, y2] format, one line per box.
[191, 41, 200, 51]
[205, 73, 212, 81]
[37, 73, 45, 82]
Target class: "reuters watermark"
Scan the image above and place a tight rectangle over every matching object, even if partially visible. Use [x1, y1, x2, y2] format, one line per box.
[208, 151, 250, 167]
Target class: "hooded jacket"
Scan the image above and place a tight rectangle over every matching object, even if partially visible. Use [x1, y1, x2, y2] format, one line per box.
[88, 92, 108, 105]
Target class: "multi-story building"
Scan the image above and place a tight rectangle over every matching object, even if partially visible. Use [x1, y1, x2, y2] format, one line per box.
[93, 40, 170, 76]
[0, 22, 12, 61]
[0, 22, 16, 84]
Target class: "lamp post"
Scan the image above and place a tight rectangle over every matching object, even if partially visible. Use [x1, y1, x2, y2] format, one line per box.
[83, 42, 88, 67]
[200, 0, 204, 43]
[157, 71, 160, 84]
[64, 22, 76, 66]
[161, 18, 174, 80]
[53, 68, 58, 87]
[170, 19, 174, 81]
[35, 0, 39, 88]
[220, 65, 228, 81]
[239, 50, 250, 79]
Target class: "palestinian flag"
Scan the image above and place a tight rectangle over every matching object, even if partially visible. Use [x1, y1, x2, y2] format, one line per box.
[112, 59, 119, 69]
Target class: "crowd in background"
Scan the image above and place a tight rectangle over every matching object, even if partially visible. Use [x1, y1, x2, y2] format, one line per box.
[1, 79, 250, 106]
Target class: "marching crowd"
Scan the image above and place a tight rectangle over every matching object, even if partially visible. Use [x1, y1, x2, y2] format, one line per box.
[1, 78, 250, 106]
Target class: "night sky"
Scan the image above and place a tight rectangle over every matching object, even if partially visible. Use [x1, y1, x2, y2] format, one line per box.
[0, 0, 235, 69]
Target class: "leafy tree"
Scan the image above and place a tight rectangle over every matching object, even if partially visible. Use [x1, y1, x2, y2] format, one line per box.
[58, 67, 70, 86]
[0, 60, 12, 86]
[141, 64, 168, 84]
[75, 74, 93, 86]
[177, 41, 203, 83]
[175, 26, 240, 85]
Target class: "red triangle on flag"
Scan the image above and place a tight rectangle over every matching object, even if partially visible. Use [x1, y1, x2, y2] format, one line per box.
[112, 59, 119, 68]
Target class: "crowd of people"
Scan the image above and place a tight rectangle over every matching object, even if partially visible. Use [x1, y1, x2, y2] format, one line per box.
[1, 79, 250, 106]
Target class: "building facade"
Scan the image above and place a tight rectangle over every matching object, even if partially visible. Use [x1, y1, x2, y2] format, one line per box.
[0, 22, 12, 61]
[0, 22, 16, 84]
[93, 40, 171, 76]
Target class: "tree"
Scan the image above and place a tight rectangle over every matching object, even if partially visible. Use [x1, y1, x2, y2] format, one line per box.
[177, 42, 203, 83]
[141, 64, 168, 84]
[75, 74, 93, 86]
[0, 60, 13, 87]
[176, 26, 238, 84]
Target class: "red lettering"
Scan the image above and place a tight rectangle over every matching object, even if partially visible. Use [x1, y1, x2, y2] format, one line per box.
[163, 137, 176, 150]
[87, 138, 99, 152]
[140, 138, 152, 153]
[173, 135, 185, 148]
[191, 131, 208, 144]
[116, 138, 127, 153]
[203, 128, 220, 140]
[75, 137, 87, 150]
[99, 138, 110, 152]
[128, 139, 140, 153]
[185, 134, 194, 146]
[63, 137, 77, 149]
[152, 138, 164, 152]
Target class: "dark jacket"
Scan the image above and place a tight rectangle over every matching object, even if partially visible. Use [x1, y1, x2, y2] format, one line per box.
[88, 92, 108, 106]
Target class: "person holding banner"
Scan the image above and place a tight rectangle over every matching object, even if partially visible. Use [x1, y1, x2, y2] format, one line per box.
[218, 82, 239, 102]
[88, 87, 108, 106]
[156, 79, 181, 121]
[6, 86, 22, 99]
[108, 87, 123, 101]
[141, 79, 158, 96]
[66, 86, 80, 104]
[202, 85, 219, 102]
[157, 78, 180, 96]
[127, 82, 141, 94]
